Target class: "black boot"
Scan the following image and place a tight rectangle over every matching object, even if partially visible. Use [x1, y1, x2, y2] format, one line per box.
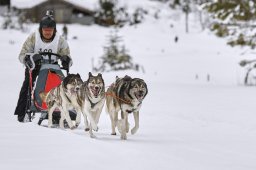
[17, 114, 25, 122]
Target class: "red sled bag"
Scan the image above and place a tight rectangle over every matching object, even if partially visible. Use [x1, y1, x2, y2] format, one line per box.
[40, 70, 62, 110]
[32, 65, 64, 111]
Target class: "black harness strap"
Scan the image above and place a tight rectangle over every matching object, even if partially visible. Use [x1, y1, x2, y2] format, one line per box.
[64, 92, 72, 103]
[63, 84, 72, 103]
[87, 96, 100, 109]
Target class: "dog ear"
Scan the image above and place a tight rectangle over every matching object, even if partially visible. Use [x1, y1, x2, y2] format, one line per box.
[98, 73, 102, 77]
[76, 73, 81, 78]
[89, 72, 92, 77]
[144, 81, 148, 96]
[63, 75, 69, 89]
[124, 75, 132, 81]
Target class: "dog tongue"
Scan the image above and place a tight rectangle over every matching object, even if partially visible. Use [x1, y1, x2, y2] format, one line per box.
[136, 93, 143, 100]
[91, 88, 99, 96]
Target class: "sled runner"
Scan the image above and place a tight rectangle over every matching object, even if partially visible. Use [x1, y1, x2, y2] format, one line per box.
[24, 52, 77, 125]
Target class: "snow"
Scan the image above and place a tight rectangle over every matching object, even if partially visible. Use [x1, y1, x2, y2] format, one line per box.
[1, 1, 256, 170]
[64, 0, 98, 10]
[11, 0, 47, 9]
[11, 0, 96, 10]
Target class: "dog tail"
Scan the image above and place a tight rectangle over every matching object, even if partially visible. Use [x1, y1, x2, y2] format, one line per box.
[105, 92, 111, 115]
[39, 92, 47, 102]
[105, 87, 115, 115]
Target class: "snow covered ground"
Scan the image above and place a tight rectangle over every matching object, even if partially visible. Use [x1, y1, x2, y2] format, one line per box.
[1, 1, 256, 170]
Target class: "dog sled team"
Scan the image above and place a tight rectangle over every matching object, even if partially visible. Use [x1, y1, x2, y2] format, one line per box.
[41, 72, 148, 140]
[14, 10, 148, 140]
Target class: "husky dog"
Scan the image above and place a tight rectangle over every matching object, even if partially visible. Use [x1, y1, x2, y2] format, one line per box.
[106, 75, 148, 140]
[42, 74, 98, 131]
[76, 72, 105, 138]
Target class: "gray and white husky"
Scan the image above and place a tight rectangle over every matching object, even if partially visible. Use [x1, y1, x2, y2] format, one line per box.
[41, 74, 98, 131]
[106, 75, 148, 140]
[76, 72, 105, 138]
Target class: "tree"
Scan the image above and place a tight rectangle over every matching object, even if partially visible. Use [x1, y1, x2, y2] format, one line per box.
[202, 0, 256, 48]
[94, 0, 148, 27]
[0, 0, 10, 6]
[182, 0, 190, 33]
[93, 29, 141, 72]
[94, 0, 129, 27]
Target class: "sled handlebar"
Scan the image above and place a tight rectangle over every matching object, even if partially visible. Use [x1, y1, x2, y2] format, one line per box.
[25, 52, 70, 74]
[38, 52, 62, 59]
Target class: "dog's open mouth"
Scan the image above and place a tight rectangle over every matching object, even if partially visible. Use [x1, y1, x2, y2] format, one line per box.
[90, 87, 100, 98]
[135, 91, 144, 101]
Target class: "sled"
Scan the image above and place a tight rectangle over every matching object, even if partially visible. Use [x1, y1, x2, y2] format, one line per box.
[25, 52, 77, 125]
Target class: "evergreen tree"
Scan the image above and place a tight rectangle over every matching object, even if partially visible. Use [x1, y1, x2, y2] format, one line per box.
[202, 0, 256, 48]
[93, 29, 141, 72]
[182, 0, 190, 33]
[94, 0, 129, 27]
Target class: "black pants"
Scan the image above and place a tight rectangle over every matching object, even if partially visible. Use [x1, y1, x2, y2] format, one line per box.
[14, 67, 39, 122]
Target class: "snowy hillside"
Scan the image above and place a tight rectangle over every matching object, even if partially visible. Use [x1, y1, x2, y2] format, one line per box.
[1, 1, 256, 170]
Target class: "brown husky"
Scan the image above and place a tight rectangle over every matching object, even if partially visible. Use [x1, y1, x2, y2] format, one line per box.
[106, 75, 148, 140]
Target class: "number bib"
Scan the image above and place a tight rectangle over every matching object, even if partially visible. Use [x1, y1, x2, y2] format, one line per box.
[34, 30, 60, 54]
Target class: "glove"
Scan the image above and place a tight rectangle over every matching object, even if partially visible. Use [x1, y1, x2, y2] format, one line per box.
[32, 54, 42, 67]
[61, 55, 71, 70]
[32, 54, 42, 65]
[24, 55, 32, 68]
[24, 54, 42, 68]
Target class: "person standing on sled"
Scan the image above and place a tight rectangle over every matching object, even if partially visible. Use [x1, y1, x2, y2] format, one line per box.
[14, 10, 72, 122]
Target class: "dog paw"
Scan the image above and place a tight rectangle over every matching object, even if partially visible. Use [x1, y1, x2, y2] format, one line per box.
[75, 123, 79, 128]
[70, 126, 76, 130]
[91, 124, 98, 132]
[131, 128, 138, 135]
[90, 134, 97, 138]
[121, 134, 127, 140]
[85, 128, 90, 131]
[111, 132, 116, 135]
[117, 120, 123, 134]
[93, 126, 98, 132]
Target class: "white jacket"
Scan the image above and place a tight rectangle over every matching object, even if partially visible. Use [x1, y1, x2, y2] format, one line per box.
[19, 29, 72, 66]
